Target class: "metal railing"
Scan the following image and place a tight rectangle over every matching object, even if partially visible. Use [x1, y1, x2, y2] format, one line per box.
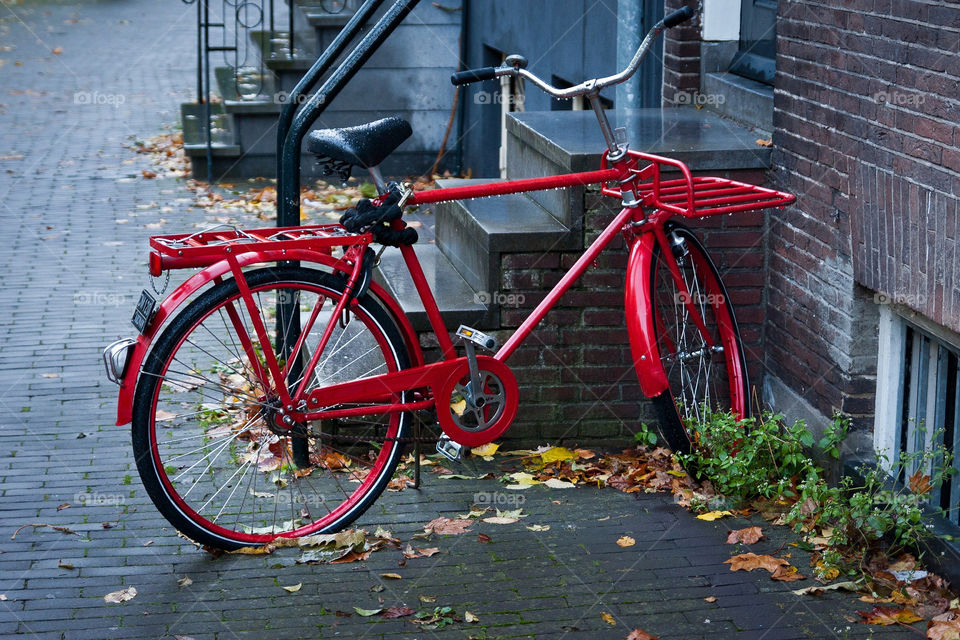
[182, 0, 336, 181]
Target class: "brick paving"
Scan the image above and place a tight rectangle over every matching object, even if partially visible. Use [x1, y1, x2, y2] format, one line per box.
[0, 1, 924, 638]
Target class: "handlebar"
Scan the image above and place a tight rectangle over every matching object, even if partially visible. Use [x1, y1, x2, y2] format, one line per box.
[450, 4, 696, 98]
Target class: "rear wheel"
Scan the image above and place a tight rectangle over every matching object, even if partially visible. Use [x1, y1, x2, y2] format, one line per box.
[648, 223, 749, 454]
[132, 267, 411, 549]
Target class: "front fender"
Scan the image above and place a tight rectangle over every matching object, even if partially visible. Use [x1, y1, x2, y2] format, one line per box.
[625, 235, 669, 397]
[115, 248, 424, 425]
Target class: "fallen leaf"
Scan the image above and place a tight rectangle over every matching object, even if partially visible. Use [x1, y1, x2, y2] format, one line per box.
[379, 573, 402, 580]
[464, 610, 479, 623]
[477, 533, 492, 543]
[419, 594, 436, 603]
[697, 510, 733, 521]
[472, 443, 499, 459]
[526, 524, 550, 532]
[282, 583, 302, 593]
[177, 576, 193, 587]
[541, 446, 577, 463]
[353, 607, 382, 617]
[56, 503, 70, 511]
[927, 611, 960, 640]
[503, 471, 542, 489]
[725, 526, 764, 545]
[601, 612, 616, 626]
[575, 448, 596, 459]
[793, 581, 859, 596]
[142, 169, 157, 179]
[425, 517, 472, 535]
[52, 47, 63, 54]
[856, 606, 922, 626]
[544, 478, 576, 489]
[771, 565, 805, 582]
[58, 560, 74, 570]
[627, 630, 659, 640]
[483, 516, 519, 525]
[0, 595, 6, 601]
[756, 138, 773, 147]
[617, 536, 636, 548]
[704, 596, 717, 603]
[104, 586, 137, 603]
[381, 606, 416, 619]
[724, 553, 789, 574]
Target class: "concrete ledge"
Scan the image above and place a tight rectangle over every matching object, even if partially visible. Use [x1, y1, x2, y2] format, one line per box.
[702, 71, 774, 133]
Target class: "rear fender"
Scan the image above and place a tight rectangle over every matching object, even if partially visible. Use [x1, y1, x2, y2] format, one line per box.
[115, 249, 423, 424]
[625, 234, 669, 397]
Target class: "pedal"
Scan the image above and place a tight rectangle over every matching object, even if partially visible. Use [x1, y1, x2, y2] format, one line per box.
[436, 434, 463, 462]
[456, 325, 497, 352]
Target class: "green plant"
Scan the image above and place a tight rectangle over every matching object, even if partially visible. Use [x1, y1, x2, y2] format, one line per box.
[678, 408, 815, 504]
[633, 422, 659, 447]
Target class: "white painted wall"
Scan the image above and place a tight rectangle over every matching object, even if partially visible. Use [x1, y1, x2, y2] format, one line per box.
[702, 0, 741, 41]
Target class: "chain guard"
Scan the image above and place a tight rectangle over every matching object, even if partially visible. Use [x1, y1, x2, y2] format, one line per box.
[436, 358, 518, 447]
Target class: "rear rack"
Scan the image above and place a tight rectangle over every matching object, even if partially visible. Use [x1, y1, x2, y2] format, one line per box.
[602, 150, 795, 217]
[148, 223, 368, 274]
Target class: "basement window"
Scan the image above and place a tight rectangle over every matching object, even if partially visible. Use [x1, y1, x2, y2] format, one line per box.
[875, 306, 960, 525]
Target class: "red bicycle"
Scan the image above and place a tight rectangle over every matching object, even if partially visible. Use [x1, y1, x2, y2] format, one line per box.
[104, 6, 794, 549]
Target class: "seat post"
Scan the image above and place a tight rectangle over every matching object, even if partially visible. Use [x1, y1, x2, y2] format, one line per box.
[368, 166, 388, 194]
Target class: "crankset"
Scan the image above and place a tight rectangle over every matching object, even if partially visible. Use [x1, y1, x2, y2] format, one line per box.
[435, 326, 519, 448]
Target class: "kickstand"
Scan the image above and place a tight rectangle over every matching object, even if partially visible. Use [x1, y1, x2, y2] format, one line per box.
[408, 414, 422, 489]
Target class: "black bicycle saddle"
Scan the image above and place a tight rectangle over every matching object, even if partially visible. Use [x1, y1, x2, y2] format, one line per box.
[306, 117, 413, 169]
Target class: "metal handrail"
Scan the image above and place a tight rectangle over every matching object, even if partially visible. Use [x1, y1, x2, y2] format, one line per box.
[277, 0, 421, 228]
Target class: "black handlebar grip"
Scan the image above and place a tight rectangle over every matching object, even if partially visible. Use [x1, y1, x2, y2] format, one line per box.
[663, 5, 695, 28]
[451, 67, 498, 86]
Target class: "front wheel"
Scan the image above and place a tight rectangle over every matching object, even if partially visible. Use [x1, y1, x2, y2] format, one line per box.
[647, 222, 750, 455]
[132, 267, 412, 549]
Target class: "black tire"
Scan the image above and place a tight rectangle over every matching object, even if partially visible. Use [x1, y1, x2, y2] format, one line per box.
[132, 267, 411, 549]
[648, 222, 750, 455]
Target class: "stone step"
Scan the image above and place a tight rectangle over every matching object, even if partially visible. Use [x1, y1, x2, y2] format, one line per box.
[434, 180, 578, 294]
[373, 243, 493, 332]
[181, 102, 239, 152]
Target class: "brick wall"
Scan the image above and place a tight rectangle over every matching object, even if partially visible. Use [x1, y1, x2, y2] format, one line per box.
[769, 0, 960, 430]
[662, 0, 702, 105]
[419, 177, 768, 446]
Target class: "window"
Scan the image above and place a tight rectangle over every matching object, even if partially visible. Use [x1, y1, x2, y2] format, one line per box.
[731, 0, 778, 84]
[875, 306, 960, 525]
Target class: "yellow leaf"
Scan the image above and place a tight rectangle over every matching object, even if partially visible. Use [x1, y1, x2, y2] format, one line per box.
[450, 399, 466, 416]
[526, 524, 550, 531]
[472, 443, 499, 459]
[282, 583, 302, 593]
[379, 573, 402, 580]
[617, 536, 636, 548]
[464, 611, 479, 623]
[601, 612, 616, 626]
[540, 446, 577, 464]
[696, 510, 733, 521]
[504, 472, 542, 489]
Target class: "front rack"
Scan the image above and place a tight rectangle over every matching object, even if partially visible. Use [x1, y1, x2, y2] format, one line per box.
[148, 223, 368, 274]
[601, 150, 795, 218]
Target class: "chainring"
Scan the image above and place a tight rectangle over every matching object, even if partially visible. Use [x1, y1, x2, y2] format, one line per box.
[436, 357, 518, 447]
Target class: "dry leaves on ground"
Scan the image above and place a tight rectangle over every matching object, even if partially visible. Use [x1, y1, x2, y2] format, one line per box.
[725, 553, 789, 574]
[626, 630, 659, 640]
[424, 517, 473, 535]
[725, 526, 764, 545]
[104, 587, 137, 603]
[617, 536, 636, 548]
[856, 606, 923, 626]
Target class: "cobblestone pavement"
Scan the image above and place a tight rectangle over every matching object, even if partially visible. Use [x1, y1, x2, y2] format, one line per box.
[0, 1, 925, 638]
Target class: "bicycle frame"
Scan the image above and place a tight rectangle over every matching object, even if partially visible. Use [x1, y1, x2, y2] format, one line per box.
[116, 148, 771, 442]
